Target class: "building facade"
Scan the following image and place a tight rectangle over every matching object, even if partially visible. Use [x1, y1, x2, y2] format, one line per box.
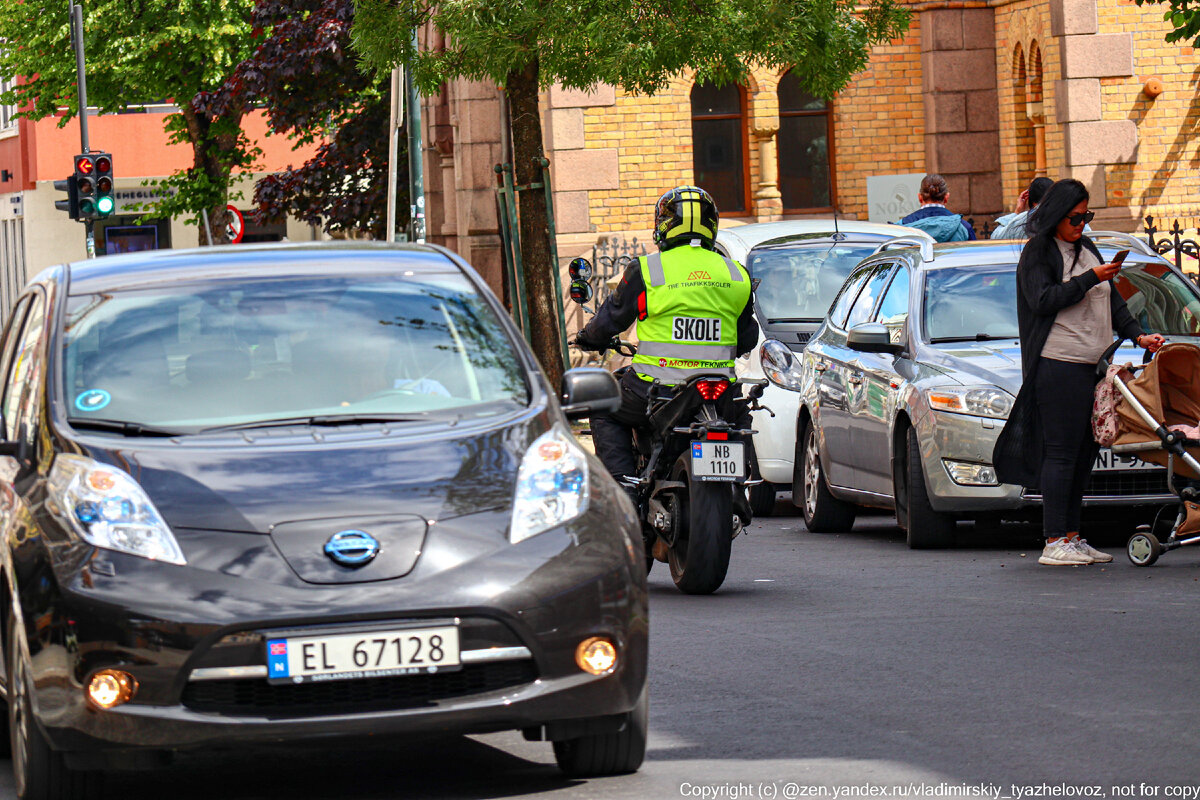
[420, 0, 1200, 300]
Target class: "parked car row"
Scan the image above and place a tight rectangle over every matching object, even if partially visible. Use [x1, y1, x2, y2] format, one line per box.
[722, 221, 1194, 547]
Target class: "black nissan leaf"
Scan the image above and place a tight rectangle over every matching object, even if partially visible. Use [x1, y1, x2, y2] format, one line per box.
[0, 243, 648, 798]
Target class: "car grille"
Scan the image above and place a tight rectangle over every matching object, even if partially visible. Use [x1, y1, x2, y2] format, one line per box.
[1084, 470, 1172, 498]
[182, 660, 538, 717]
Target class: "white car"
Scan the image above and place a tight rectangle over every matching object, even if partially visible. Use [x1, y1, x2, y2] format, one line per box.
[715, 220, 935, 515]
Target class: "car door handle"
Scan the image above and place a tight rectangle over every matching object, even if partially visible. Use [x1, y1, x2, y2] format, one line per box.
[847, 374, 864, 386]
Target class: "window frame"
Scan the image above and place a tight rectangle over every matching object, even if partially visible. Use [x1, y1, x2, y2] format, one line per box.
[777, 72, 836, 214]
[689, 81, 752, 217]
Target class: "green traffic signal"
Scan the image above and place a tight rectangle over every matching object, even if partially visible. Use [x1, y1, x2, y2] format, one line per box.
[96, 196, 114, 215]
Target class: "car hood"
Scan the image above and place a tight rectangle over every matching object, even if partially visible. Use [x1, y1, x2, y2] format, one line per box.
[923, 339, 1023, 394]
[74, 409, 548, 536]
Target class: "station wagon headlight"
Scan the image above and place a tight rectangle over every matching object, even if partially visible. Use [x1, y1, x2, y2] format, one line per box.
[760, 339, 805, 391]
[46, 454, 186, 565]
[927, 385, 1014, 419]
[510, 427, 590, 544]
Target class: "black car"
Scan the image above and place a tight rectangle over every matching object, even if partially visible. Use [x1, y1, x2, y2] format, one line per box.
[0, 243, 648, 798]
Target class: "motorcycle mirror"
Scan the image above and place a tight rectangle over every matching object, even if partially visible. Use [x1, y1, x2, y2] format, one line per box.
[568, 257, 593, 281]
[568, 280, 593, 304]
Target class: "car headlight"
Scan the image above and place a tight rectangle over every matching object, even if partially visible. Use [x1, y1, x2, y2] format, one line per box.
[926, 385, 1014, 419]
[46, 454, 186, 565]
[760, 339, 805, 391]
[510, 427, 590, 544]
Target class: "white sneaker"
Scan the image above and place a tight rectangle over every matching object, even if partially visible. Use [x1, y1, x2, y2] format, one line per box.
[1038, 538, 1094, 565]
[1071, 536, 1113, 563]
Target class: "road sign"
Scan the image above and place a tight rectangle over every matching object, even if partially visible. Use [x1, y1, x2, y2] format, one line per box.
[227, 205, 244, 244]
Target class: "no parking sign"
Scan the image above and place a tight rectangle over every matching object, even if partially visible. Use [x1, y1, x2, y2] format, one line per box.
[226, 205, 244, 244]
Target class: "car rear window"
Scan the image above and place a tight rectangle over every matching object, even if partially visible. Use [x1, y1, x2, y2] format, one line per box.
[60, 273, 530, 430]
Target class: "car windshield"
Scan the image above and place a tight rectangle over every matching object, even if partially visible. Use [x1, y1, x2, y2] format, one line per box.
[746, 243, 881, 322]
[60, 272, 530, 432]
[922, 260, 1200, 343]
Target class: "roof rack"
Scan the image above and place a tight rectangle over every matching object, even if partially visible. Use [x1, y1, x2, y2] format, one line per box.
[1087, 230, 1158, 258]
[872, 235, 935, 264]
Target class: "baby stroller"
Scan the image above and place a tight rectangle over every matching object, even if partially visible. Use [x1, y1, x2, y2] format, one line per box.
[1104, 341, 1200, 565]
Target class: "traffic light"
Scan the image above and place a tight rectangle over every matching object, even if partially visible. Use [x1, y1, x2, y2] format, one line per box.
[93, 153, 114, 218]
[73, 154, 96, 219]
[53, 176, 80, 219]
[72, 153, 115, 220]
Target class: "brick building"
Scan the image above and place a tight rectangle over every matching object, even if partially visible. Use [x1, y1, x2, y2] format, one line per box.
[420, 0, 1199, 298]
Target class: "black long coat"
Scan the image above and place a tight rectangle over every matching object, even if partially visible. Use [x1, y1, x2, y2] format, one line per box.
[992, 235, 1144, 489]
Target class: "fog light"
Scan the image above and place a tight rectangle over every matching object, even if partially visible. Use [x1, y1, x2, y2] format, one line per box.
[575, 637, 618, 675]
[943, 459, 999, 486]
[87, 669, 137, 709]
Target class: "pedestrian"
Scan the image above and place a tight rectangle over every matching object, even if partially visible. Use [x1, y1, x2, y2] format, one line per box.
[897, 173, 977, 242]
[992, 179, 1165, 565]
[990, 176, 1054, 240]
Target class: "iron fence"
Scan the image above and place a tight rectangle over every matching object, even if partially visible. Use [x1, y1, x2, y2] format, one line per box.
[589, 235, 648, 306]
[1144, 214, 1200, 280]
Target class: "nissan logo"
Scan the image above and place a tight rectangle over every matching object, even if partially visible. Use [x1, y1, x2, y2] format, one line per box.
[323, 530, 381, 567]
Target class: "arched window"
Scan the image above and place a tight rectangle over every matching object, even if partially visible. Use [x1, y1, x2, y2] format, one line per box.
[777, 71, 834, 211]
[690, 82, 749, 214]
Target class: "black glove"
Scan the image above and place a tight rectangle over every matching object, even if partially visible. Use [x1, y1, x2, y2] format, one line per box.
[571, 333, 600, 352]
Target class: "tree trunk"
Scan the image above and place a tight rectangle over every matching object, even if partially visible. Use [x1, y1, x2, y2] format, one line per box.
[181, 103, 234, 246]
[506, 59, 563, 389]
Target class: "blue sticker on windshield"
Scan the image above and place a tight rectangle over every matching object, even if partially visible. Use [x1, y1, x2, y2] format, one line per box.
[75, 389, 111, 412]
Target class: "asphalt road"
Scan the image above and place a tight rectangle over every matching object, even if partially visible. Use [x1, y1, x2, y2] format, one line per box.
[2, 498, 1199, 799]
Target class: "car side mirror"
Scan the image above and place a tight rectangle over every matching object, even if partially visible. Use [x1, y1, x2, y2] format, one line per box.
[847, 322, 902, 354]
[560, 367, 621, 419]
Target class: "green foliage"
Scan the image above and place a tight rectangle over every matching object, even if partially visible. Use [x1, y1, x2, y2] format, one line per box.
[351, 0, 911, 100]
[0, 0, 258, 223]
[1136, 0, 1200, 46]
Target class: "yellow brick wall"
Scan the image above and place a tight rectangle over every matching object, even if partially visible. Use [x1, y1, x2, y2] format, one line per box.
[1099, 0, 1199, 220]
[577, 0, 1197, 236]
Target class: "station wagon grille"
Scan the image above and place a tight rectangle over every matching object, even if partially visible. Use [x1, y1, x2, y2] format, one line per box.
[1084, 470, 1171, 498]
[181, 660, 538, 716]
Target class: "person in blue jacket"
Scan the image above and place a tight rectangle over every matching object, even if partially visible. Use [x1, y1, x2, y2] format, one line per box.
[898, 173, 977, 242]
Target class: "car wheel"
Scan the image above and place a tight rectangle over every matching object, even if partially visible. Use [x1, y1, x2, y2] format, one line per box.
[747, 482, 776, 517]
[794, 420, 856, 533]
[553, 689, 648, 777]
[900, 428, 956, 549]
[8, 611, 102, 800]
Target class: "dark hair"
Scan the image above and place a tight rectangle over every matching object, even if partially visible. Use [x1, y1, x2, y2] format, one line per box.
[1026, 179, 1089, 239]
[1028, 176, 1054, 207]
[919, 174, 949, 203]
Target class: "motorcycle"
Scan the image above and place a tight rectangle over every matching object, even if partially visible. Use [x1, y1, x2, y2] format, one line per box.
[567, 258, 770, 595]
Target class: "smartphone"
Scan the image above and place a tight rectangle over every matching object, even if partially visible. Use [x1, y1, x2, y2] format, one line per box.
[1112, 249, 1131, 266]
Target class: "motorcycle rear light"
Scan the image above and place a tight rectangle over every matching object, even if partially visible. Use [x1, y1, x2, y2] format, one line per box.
[696, 379, 729, 401]
[706, 432, 728, 441]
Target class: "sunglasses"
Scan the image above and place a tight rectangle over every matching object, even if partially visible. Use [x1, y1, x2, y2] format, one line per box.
[1067, 211, 1095, 226]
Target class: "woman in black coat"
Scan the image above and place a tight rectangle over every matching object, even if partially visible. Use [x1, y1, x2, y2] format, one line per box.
[992, 179, 1164, 565]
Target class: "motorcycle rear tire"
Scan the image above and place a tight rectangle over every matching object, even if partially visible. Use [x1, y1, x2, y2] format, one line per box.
[667, 456, 733, 595]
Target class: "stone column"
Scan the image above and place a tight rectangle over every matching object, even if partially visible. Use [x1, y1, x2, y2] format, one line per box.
[752, 124, 783, 222]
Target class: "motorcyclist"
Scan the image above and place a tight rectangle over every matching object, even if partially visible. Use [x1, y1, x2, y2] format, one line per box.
[573, 185, 760, 513]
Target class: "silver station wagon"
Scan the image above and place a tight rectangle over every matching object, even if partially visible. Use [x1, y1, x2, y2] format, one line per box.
[760, 233, 1199, 547]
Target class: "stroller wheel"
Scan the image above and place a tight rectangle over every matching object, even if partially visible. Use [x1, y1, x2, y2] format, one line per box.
[1127, 531, 1162, 567]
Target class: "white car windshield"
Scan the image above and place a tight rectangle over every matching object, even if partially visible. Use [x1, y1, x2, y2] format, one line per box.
[61, 273, 529, 432]
[748, 244, 882, 322]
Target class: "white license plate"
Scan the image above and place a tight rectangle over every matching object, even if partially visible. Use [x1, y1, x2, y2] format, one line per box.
[691, 440, 745, 481]
[1093, 448, 1161, 472]
[266, 625, 460, 684]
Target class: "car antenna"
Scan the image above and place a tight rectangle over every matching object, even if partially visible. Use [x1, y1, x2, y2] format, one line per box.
[832, 205, 845, 241]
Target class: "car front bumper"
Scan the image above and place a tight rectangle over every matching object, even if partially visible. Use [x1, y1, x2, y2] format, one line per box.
[19, 494, 648, 765]
[919, 409, 1174, 513]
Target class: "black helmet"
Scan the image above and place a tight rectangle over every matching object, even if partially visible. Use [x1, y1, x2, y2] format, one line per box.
[652, 186, 719, 250]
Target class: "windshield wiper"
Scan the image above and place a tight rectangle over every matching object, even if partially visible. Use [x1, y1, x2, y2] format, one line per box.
[67, 418, 187, 437]
[928, 333, 1017, 343]
[200, 413, 432, 433]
